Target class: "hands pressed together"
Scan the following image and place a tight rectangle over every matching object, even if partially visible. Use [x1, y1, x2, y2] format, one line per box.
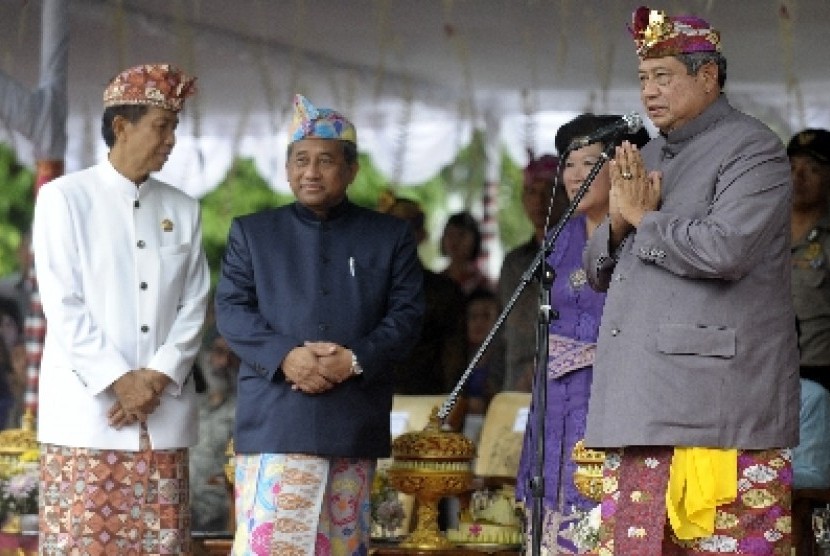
[282, 341, 354, 395]
[608, 141, 662, 246]
[108, 368, 171, 429]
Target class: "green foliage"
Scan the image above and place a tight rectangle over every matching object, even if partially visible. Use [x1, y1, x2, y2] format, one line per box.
[201, 153, 414, 286]
[379, 174, 451, 270]
[199, 158, 293, 285]
[0, 145, 34, 279]
[497, 152, 533, 252]
[348, 132, 533, 269]
[439, 130, 488, 207]
[346, 152, 392, 209]
[0, 138, 534, 290]
[417, 130, 534, 258]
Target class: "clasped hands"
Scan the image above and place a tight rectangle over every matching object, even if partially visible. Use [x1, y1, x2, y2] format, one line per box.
[108, 368, 171, 429]
[609, 141, 662, 245]
[282, 341, 353, 395]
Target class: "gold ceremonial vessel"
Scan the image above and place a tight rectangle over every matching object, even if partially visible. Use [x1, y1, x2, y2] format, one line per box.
[224, 437, 235, 485]
[386, 408, 475, 550]
[0, 411, 39, 471]
[0, 411, 40, 541]
[571, 438, 605, 502]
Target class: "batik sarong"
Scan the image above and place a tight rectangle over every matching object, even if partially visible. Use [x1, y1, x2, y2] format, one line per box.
[232, 453, 373, 556]
[524, 504, 584, 554]
[591, 446, 792, 555]
[39, 431, 190, 555]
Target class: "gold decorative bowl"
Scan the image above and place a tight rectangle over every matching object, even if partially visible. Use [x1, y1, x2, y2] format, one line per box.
[0, 411, 38, 474]
[386, 409, 475, 550]
[571, 438, 605, 502]
[224, 437, 235, 486]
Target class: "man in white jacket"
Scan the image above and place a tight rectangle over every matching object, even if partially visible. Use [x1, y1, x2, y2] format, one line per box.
[32, 63, 209, 554]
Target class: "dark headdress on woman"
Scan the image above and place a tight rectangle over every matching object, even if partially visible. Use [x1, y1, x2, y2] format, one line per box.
[555, 113, 651, 155]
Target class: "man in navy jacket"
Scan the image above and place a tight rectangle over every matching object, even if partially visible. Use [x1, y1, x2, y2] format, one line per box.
[215, 94, 424, 554]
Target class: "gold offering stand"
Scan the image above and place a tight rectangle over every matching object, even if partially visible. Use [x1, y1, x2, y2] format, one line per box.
[0, 412, 38, 454]
[0, 410, 39, 475]
[386, 408, 475, 550]
[0, 411, 39, 539]
[571, 439, 605, 502]
[383, 313, 518, 551]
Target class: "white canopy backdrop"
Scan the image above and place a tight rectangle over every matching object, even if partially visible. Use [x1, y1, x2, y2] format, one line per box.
[0, 0, 828, 416]
[1, 0, 829, 200]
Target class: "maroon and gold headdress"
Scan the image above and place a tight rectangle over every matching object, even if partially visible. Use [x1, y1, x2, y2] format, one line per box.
[103, 63, 196, 112]
[630, 6, 721, 59]
[523, 151, 559, 185]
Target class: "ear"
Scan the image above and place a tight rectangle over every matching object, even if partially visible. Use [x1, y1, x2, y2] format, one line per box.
[111, 114, 130, 141]
[700, 62, 718, 92]
[346, 161, 360, 184]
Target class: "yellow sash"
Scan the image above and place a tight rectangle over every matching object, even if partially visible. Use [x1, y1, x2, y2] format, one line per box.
[666, 447, 738, 539]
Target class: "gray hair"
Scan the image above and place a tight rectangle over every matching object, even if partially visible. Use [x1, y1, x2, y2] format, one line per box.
[675, 51, 727, 89]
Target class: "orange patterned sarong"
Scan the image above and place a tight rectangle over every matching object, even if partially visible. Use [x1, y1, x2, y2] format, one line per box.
[39, 430, 190, 555]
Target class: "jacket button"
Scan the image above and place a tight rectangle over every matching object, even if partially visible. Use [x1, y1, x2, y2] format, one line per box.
[134, 200, 140, 208]
[140, 282, 148, 290]
[611, 328, 620, 337]
[141, 325, 149, 333]
[137, 240, 145, 248]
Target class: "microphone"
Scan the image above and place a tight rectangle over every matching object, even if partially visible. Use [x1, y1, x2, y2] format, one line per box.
[569, 112, 644, 149]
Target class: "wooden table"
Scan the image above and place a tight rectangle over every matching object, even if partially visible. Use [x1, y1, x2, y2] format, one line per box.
[192, 532, 233, 556]
[191, 536, 521, 556]
[196, 538, 233, 556]
[369, 544, 521, 555]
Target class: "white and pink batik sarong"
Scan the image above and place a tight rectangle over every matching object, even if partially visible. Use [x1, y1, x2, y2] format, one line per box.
[232, 453, 374, 556]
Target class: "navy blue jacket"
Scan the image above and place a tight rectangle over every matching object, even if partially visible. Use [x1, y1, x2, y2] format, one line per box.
[215, 200, 424, 457]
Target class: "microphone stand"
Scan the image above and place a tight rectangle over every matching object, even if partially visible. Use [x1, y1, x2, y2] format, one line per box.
[436, 139, 616, 556]
[529, 229, 555, 556]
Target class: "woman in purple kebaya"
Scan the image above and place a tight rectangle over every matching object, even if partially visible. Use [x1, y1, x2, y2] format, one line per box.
[515, 114, 649, 554]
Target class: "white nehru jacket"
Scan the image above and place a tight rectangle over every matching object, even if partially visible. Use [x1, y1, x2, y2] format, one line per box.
[33, 160, 209, 450]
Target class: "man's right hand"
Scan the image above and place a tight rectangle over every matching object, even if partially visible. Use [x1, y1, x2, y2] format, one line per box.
[111, 370, 161, 419]
[282, 346, 336, 394]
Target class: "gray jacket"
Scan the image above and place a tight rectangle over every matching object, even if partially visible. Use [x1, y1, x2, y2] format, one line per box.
[583, 96, 800, 450]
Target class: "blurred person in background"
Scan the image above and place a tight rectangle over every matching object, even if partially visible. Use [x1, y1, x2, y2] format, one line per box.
[459, 288, 505, 442]
[0, 295, 24, 428]
[382, 196, 468, 399]
[190, 332, 239, 532]
[789, 128, 830, 394]
[441, 211, 493, 296]
[498, 153, 569, 392]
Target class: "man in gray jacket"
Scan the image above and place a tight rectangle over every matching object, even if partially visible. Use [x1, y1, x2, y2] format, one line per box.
[583, 6, 799, 554]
